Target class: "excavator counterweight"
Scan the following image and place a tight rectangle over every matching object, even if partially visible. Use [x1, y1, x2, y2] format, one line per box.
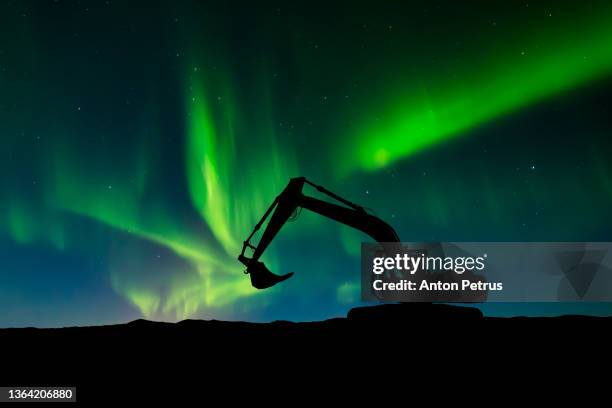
[238, 177, 400, 289]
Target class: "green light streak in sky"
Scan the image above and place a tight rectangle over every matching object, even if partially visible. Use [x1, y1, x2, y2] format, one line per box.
[6, 202, 35, 245]
[178, 65, 298, 318]
[186, 76, 238, 255]
[342, 15, 612, 175]
[4, 198, 65, 251]
[185, 65, 298, 259]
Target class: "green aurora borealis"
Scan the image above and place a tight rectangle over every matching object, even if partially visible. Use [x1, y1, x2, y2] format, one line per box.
[345, 12, 612, 174]
[2, 0, 612, 326]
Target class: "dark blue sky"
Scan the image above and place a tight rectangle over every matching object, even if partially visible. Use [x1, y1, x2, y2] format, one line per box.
[2, 0, 612, 327]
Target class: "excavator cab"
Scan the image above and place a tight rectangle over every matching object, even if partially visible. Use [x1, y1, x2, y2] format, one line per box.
[238, 177, 400, 289]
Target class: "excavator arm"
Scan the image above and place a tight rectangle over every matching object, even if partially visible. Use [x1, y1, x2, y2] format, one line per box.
[238, 177, 400, 289]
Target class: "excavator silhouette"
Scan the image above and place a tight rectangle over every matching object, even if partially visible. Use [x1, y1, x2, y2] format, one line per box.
[238, 177, 400, 289]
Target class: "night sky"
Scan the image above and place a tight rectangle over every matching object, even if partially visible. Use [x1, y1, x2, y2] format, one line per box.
[2, 0, 612, 327]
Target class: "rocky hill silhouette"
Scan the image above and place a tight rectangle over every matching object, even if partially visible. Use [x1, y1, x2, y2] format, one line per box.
[1, 303, 608, 402]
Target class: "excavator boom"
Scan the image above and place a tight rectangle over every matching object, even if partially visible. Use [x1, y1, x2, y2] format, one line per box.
[238, 177, 400, 289]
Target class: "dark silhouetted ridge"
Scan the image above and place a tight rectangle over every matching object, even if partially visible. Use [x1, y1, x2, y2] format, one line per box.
[1, 303, 608, 402]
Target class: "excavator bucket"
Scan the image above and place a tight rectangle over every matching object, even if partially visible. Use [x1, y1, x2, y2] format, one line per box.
[247, 261, 294, 289]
